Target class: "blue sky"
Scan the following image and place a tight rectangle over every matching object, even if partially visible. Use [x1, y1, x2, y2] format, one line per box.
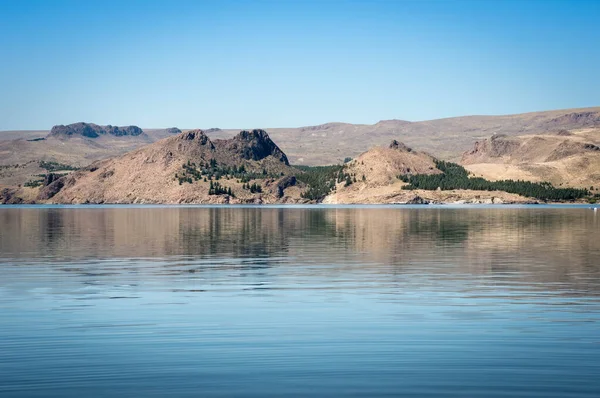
[1, 0, 599, 130]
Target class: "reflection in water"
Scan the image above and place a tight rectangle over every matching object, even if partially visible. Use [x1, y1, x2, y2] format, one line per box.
[0, 206, 599, 397]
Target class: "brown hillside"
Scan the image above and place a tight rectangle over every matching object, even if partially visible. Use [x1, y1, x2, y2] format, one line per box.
[205, 107, 600, 165]
[0, 135, 154, 188]
[323, 140, 534, 204]
[343, 140, 440, 186]
[462, 128, 600, 189]
[39, 130, 303, 204]
[3, 107, 600, 171]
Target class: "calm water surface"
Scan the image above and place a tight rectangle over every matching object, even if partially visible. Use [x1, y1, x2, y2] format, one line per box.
[0, 206, 599, 397]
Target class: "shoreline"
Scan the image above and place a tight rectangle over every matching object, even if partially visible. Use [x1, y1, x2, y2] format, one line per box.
[0, 203, 597, 209]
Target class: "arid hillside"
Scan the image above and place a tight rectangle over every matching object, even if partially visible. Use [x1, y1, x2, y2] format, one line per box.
[2, 108, 599, 169]
[1, 108, 599, 204]
[323, 141, 535, 204]
[0, 123, 172, 188]
[2, 131, 596, 205]
[34, 129, 304, 204]
[462, 128, 600, 189]
[205, 107, 600, 165]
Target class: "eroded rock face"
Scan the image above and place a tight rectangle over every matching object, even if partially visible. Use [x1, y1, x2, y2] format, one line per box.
[38, 177, 66, 200]
[104, 125, 143, 137]
[1, 188, 24, 204]
[405, 195, 428, 204]
[178, 129, 215, 149]
[389, 140, 412, 152]
[48, 123, 144, 138]
[221, 130, 289, 165]
[462, 135, 521, 163]
[545, 111, 600, 129]
[43, 173, 61, 186]
[276, 175, 297, 198]
[546, 141, 600, 162]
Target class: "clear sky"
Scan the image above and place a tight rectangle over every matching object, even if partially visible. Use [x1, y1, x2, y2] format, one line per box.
[1, 0, 599, 130]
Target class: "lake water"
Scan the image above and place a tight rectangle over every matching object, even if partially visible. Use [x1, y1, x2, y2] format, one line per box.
[0, 205, 599, 397]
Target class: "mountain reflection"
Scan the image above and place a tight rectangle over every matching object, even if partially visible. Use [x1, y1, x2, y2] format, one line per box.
[0, 207, 599, 293]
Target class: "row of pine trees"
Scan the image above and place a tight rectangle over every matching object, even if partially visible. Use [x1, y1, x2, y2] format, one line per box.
[398, 161, 590, 201]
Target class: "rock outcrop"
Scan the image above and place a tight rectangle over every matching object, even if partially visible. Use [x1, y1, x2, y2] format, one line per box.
[462, 135, 521, 163]
[178, 129, 214, 148]
[1, 188, 24, 204]
[389, 140, 412, 152]
[48, 122, 144, 139]
[38, 177, 67, 200]
[546, 141, 600, 162]
[275, 175, 297, 198]
[166, 127, 182, 134]
[544, 111, 600, 129]
[215, 130, 289, 165]
[42, 173, 61, 187]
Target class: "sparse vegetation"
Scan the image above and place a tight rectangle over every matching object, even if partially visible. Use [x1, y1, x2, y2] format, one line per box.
[0, 164, 21, 170]
[588, 193, 600, 204]
[176, 159, 280, 185]
[398, 161, 590, 201]
[39, 160, 79, 172]
[24, 179, 44, 188]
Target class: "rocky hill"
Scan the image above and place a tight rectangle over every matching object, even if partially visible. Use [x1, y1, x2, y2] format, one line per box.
[323, 140, 596, 204]
[322, 140, 535, 204]
[461, 128, 600, 189]
[48, 122, 145, 138]
[36, 129, 303, 204]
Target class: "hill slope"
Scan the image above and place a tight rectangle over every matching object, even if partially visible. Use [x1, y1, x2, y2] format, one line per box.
[462, 128, 600, 189]
[205, 107, 600, 165]
[37, 129, 303, 204]
[322, 140, 569, 205]
[0, 123, 159, 188]
[2, 107, 599, 169]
